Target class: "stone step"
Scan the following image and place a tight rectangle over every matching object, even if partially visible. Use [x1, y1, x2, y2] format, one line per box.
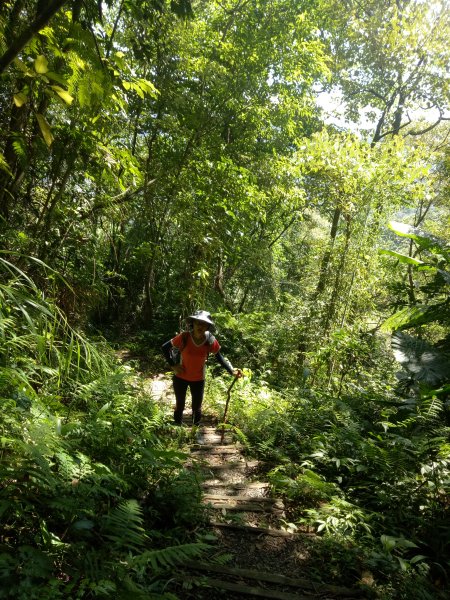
[210, 522, 313, 538]
[205, 459, 260, 469]
[201, 481, 269, 490]
[203, 494, 283, 508]
[191, 446, 241, 455]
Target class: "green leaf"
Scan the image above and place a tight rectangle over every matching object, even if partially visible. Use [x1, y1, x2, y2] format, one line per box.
[388, 221, 446, 251]
[35, 55, 49, 74]
[381, 303, 450, 331]
[46, 71, 70, 86]
[379, 249, 424, 266]
[410, 554, 427, 564]
[50, 85, 74, 105]
[13, 93, 28, 107]
[13, 57, 30, 73]
[391, 331, 450, 385]
[36, 114, 54, 147]
[0, 152, 13, 176]
[381, 535, 397, 552]
[137, 78, 158, 97]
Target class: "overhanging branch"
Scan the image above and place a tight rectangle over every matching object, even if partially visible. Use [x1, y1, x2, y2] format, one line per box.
[0, 0, 70, 75]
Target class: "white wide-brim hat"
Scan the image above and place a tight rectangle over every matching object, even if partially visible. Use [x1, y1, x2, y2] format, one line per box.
[187, 310, 215, 328]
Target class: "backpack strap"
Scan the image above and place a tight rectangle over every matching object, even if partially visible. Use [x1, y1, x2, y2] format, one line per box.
[180, 331, 189, 352]
[205, 331, 216, 353]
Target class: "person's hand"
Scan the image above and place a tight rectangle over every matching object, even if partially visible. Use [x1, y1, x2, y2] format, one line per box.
[233, 369, 243, 378]
[172, 365, 184, 375]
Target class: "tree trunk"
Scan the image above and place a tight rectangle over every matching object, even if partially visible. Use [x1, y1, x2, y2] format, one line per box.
[323, 215, 352, 335]
[0, 101, 28, 219]
[314, 206, 341, 296]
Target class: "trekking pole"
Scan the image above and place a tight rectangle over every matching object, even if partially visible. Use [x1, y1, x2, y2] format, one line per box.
[220, 376, 238, 443]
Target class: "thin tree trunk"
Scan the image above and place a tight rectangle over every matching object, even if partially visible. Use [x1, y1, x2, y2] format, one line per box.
[323, 215, 352, 335]
[36, 157, 76, 260]
[314, 207, 341, 296]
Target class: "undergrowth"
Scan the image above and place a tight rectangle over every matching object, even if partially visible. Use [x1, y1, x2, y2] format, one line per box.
[205, 368, 450, 599]
[1, 258, 449, 599]
[0, 260, 211, 599]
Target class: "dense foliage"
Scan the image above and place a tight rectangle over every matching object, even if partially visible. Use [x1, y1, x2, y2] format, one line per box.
[1, 0, 449, 598]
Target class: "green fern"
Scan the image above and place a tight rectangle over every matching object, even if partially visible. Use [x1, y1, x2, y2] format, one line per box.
[101, 499, 148, 551]
[130, 542, 210, 571]
[418, 395, 444, 421]
[0, 151, 12, 176]
[11, 136, 28, 168]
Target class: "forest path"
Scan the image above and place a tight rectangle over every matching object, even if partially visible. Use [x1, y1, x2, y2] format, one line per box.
[147, 373, 369, 600]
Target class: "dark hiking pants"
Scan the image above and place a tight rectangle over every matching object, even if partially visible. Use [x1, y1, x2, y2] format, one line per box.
[172, 376, 205, 425]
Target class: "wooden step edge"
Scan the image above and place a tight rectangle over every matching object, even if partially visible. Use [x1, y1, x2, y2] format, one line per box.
[184, 562, 367, 597]
[192, 576, 312, 600]
[199, 427, 228, 432]
[210, 521, 314, 538]
[202, 501, 270, 512]
[191, 443, 242, 449]
[201, 481, 269, 489]
[206, 460, 261, 469]
[203, 493, 283, 505]
[191, 449, 242, 455]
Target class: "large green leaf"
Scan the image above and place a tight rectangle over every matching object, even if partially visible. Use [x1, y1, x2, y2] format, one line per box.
[34, 54, 49, 74]
[391, 332, 450, 386]
[381, 303, 450, 332]
[379, 249, 424, 266]
[36, 113, 54, 147]
[50, 85, 74, 105]
[388, 221, 448, 254]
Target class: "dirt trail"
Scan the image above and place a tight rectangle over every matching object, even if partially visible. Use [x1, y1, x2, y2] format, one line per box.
[147, 374, 369, 599]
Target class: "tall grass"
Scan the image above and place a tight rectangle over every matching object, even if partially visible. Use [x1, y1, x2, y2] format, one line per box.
[0, 256, 209, 599]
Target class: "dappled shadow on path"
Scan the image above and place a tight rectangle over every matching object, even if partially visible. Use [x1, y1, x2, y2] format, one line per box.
[171, 422, 372, 600]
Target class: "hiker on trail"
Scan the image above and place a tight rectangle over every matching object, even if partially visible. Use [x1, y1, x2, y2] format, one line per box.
[162, 310, 242, 426]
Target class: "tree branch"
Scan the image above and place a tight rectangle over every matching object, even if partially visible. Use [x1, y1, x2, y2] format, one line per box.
[406, 110, 450, 137]
[78, 183, 156, 220]
[268, 214, 298, 248]
[0, 0, 70, 75]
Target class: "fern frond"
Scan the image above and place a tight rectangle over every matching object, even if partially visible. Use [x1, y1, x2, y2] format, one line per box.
[11, 136, 28, 168]
[419, 396, 443, 421]
[130, 542, 210, 571]
[0, 151, 12, 176]
[101, 499, 148, 551]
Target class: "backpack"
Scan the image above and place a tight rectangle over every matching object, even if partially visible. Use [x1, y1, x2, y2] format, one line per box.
[170, 331, 216, 365]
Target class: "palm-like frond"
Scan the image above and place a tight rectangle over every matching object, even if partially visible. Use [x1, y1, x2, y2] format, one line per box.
[392, 332, 450, 386]
[382, 302, 450, 332]
[0, 255, 111, 396]
[388, 221, 450, 257]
